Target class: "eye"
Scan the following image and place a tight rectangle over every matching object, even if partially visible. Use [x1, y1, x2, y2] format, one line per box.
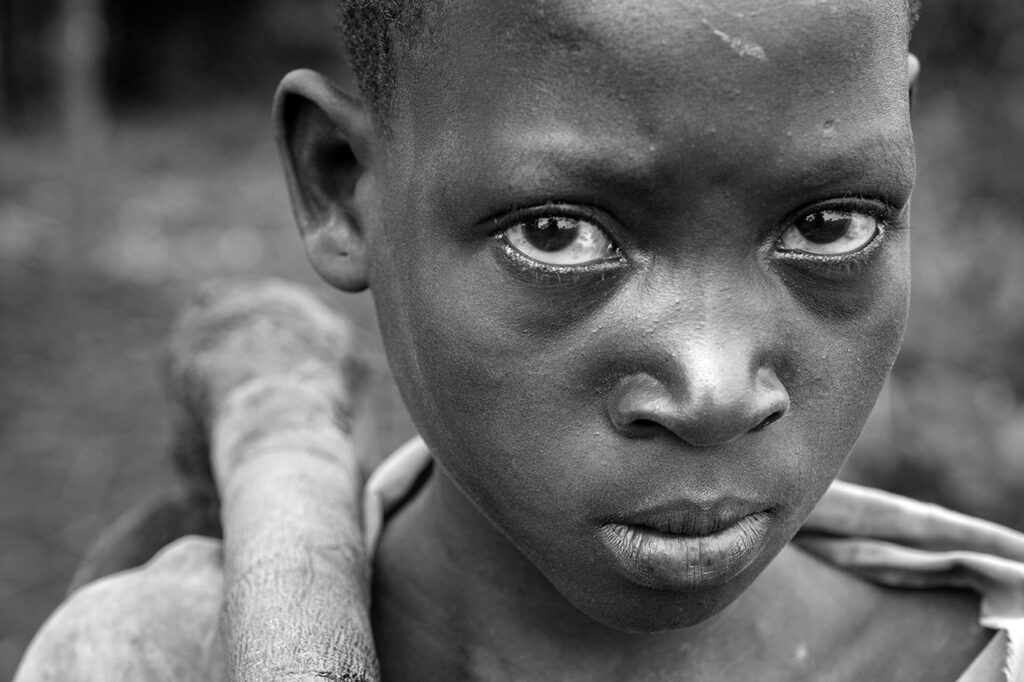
[502, 216, 618, 267]
[778, 210, 881, 256]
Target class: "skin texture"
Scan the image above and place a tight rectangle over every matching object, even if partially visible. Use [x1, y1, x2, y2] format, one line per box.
[275, 0, 990, 678]
[377, 0, 911, 627]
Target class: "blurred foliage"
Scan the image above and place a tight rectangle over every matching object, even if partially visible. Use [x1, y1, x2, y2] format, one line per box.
[1, 0, 1023, 678]
[913, 0, 1024, 81]
[0, 0, 345, 127]
[841, 0, 1024, 524]
[910, 0, 1024, 218]
[103, 0, 345, 107]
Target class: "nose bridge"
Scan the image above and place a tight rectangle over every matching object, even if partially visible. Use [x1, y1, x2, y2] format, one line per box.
[676, 326, 759, 410]
[607, 269, 789, 446]
[656, 258, 769, 389]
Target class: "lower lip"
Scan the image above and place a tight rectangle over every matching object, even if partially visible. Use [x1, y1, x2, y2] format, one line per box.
[598, 512, 772, 591]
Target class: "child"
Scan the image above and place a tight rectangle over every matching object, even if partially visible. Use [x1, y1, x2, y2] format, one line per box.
[17, 0, 1024, 679]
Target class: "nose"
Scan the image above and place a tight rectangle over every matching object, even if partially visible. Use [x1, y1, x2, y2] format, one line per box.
[606, 342, 789, 447]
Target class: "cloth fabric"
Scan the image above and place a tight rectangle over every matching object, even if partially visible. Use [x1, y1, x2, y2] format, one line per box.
[16, 437, 1024, 681]
[797, 478, 1024, 681]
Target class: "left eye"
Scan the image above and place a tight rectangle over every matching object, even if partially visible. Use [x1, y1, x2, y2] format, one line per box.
[778, 210, 881, 256]
[503, 216, 617, 266]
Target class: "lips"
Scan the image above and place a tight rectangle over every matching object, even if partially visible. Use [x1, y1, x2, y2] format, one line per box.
[597, 500, 773, 591]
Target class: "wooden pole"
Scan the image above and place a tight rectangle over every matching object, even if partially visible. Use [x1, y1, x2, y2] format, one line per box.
[166, 280, 381, 681]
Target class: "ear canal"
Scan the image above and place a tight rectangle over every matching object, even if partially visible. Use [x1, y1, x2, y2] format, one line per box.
[283, 101, 361, 227]
[274, 70, 373, 292]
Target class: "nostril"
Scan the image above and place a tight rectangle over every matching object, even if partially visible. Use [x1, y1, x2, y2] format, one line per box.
[751, 410, 784, 433]
[608, 371, 789, 444]
[619, 418, 662, 438]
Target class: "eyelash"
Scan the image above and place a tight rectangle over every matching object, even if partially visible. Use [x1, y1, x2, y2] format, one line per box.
[772, 199, 908, 274]
[773, 227, 885, 276]
[497, 243, 625, 286]
[491, 205, 628, 283]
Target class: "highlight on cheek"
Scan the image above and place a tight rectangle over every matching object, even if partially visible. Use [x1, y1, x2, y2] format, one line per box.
[503, 216, 618, 267]
[777, 210, 882, 257]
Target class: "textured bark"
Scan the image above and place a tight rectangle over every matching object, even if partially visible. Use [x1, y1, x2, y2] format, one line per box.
[164, 279, 380, 682]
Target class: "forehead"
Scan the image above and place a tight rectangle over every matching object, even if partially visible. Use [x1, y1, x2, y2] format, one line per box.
[459, 0, 907, 81]
[388, 0, 913, 208]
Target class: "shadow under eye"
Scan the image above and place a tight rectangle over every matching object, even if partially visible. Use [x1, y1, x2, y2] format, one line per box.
[495, 235, 627, 286]
[772, 228, 890, 299]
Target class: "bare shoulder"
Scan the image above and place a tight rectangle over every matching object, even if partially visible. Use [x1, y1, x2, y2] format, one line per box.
[855, 582, 993, 680]
[787, 545, 993, 681]
[15, 536, 226, 682]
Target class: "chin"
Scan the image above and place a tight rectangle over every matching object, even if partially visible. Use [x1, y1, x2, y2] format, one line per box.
[567, 576, 748, 634]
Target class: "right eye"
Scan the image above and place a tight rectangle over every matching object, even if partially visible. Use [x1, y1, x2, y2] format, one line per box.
[501, 216, 619, 267]
[777, 209, 882, 257]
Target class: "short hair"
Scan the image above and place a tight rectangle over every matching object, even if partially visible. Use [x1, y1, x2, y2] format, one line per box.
[337, 0, 437, 128]
[338, 0, 921, 129]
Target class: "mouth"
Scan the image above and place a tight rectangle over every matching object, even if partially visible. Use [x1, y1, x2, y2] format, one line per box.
[598, 501, 773, 592]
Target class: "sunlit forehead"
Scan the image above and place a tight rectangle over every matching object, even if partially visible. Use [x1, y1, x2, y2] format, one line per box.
[487, 0, 910, 79]
[406, 0, 914, 146]
[395, 0, 915, 234]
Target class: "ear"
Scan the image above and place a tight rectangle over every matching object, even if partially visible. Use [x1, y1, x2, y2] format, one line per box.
[274, 69, 376, 292]
[907, 53, 920, 111]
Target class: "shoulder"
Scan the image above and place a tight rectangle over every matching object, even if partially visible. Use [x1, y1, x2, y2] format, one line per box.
[790, 474, 1024, 681]
[15, 536, 226, 682]
[841, 563, 994, 680]
[778, 544, 995, 680]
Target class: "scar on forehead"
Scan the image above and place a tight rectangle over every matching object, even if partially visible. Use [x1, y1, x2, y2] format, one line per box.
[702, 19, 767, 61]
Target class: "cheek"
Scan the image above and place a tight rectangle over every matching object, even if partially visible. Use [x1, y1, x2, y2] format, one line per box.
[412, 306, 574, 496]
[366, 201, 566, 518]
[374, 255, 556, 464]
[780, 244, 911, 484]
[382, 285, 616, 554]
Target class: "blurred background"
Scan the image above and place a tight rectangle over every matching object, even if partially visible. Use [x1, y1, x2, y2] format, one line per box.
[1, 0, 1022, 676]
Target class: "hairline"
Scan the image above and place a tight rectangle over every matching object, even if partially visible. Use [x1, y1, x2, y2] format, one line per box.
[338, 0, 922, 132]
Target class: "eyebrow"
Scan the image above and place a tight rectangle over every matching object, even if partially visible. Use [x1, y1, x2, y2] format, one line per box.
[778, 130, 916, 202]
[430, 118, 916, 228]
[473, 127, 668, 203]
[475, 125, 914, 204]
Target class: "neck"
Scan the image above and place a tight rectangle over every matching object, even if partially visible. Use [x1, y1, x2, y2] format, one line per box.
[371, 465, 824, 681]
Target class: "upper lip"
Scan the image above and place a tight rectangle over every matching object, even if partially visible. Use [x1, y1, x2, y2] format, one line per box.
[613, 498, 770, 536]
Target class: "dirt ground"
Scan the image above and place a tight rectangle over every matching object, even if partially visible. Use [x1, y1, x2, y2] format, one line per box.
[2, 82, 1023, 677]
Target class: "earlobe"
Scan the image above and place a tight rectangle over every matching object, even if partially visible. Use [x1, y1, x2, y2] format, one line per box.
[273, 69, 376, 292]
[907, 53, 920, 110]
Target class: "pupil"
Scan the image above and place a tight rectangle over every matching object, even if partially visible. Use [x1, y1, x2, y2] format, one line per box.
[798, 212, 850, 244]
[524, 218, 578, 252]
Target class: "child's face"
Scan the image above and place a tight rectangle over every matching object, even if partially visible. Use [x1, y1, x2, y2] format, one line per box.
[363, 0, 913, 629]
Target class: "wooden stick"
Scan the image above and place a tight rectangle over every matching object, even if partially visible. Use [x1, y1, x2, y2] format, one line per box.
[165, 279, 380, 682]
